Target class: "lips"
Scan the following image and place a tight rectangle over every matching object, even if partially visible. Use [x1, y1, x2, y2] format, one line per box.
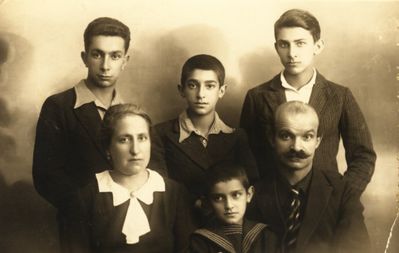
[98, 75, 112, 80]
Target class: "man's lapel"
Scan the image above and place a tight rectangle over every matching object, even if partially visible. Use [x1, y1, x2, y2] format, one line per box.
[261, 75, 286, 113]
[296, 169, 333, 248]
[73, 102, 108, 162]
[308, 73, 330, 116]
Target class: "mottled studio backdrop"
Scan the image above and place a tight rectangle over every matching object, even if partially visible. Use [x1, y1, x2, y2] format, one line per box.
[0, 0, 397, 252]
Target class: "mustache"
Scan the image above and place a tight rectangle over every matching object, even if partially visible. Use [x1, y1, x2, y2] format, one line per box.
[285, 150, 311, 159]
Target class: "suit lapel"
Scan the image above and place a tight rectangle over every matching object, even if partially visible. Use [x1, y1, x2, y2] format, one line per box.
[261, 75, 286, 113]
[165, 120, 212, 170]
[296, 169, 333, 248]
[74, 102, 108, 162]
[308, 73, 329, 116]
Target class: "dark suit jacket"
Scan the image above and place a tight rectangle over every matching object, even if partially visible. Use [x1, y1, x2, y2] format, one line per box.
[240, 72, 376, 192]
[248, 169, 370, 253]
[151, 118, 259, 198]
[32, 87, 111, 210]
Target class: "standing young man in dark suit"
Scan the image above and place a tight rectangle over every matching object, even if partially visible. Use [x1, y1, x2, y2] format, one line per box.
[32, 17, 130, 249]
[240, 9, 376, 193]
[248, 101, 370, 253]
[152, 54, 259, 224]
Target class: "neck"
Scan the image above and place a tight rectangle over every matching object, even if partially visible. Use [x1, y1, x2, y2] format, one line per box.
[187, 110, 215, 137]
[283, 67, 314, 90]
[85, 78, 115, 107]
[279, 163, 312, 185]
[110, 169, 149, 192]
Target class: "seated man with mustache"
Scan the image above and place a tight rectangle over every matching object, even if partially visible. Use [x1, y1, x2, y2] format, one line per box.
[247, 101, 370, 253]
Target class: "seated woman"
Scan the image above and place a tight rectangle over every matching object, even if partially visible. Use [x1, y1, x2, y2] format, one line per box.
[65, 104, 194, 253]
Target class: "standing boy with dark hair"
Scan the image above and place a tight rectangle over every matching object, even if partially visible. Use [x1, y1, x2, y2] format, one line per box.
[240, 9, 376, 193]
[189, 164, 278, 253]
[152, 54, 259, 223]
[32, 17, 130, 250]
[248, 101, 370, 253]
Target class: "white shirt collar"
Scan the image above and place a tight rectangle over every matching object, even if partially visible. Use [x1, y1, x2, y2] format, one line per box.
[280, 68, 317, 91]
[74, 79, 123, 110]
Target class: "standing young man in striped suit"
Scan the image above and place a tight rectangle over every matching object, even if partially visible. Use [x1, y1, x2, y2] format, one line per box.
[240, 9, 376, 194]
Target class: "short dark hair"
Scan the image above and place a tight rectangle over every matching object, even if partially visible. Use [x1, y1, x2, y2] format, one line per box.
[180, 54, 225, 86]
[274, 9, 321, 42]
[205, 163, 250, 196]
[84, 17, 131, 52]
[102, 104, 152, 149]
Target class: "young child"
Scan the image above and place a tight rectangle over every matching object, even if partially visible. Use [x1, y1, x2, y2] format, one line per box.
[189, 164, 278, 253]
[240, 9, 375, 193]
[152, 54, 259, 221]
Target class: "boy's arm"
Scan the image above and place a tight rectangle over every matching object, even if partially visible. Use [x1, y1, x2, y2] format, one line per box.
[188, 233, 212, 253]
[32, 97, 77, 209]
[340, 88, 376, 192]
[333, 183, 371, 253]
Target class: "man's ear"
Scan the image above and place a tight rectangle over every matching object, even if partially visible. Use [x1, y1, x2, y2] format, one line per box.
[177, 84, 185, 98]
[81, 51, 88, 67]
[218, 84, 227, 99]
[246, 186, 255, 203]
[315, 135, 322, 149]
[314, 39, 325, 55]
[121, 54, 130, 70]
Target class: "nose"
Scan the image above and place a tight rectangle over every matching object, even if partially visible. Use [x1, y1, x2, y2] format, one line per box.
[129, 139, 139, 155]
[100, 55, 111, 71]
[196, 85, 205, 99]
[291, 137, 303, 152]
[225, 197, 234, 211]
[288, 45, 297, 58]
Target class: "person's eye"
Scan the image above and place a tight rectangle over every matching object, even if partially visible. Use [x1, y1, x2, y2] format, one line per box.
[91, 52, 101, 59]
[111, 53, 122, 60]
[278, 42, 288, 48]
[303, 134, 314, 141]
[137, 134, 149, 142]
[205, 84, 216, 89]
[279, 133, 291, 140]
[187, 82, 197, 89]
[232, 192, 242, 199]
[212, 195, 224, 202]
[296, 41, 306, 47]
[119, 136, 130, 143]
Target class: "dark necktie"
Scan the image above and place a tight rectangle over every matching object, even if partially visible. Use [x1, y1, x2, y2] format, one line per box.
[285, 187, 302, 250]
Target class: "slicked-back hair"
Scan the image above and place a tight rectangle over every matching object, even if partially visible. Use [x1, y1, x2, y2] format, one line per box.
[101, 103, 152, 149]
[274, 101, 321, 136]
[274, 9, 321, 42]
[205, 163, 251, 196]
[180, 54, 225, 86]
[84, 17, 131, 52]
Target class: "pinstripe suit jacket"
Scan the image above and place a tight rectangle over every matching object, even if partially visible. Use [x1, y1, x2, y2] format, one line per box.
[240, 72, 376, 192]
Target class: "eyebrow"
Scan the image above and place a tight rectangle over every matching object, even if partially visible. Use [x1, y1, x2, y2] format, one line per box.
[90, 48, 124, 54]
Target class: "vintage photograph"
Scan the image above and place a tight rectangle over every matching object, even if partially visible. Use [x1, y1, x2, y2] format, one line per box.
[0, 0, 397, 252]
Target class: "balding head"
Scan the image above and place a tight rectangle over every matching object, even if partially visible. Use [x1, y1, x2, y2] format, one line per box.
[274, 101, 320, 137]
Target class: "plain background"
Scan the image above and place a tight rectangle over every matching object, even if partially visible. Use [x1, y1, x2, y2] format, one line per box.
[0, 0, 397, 252]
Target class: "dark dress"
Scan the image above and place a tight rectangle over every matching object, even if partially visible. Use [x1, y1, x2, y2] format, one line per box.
[64, 171, 195, 253]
